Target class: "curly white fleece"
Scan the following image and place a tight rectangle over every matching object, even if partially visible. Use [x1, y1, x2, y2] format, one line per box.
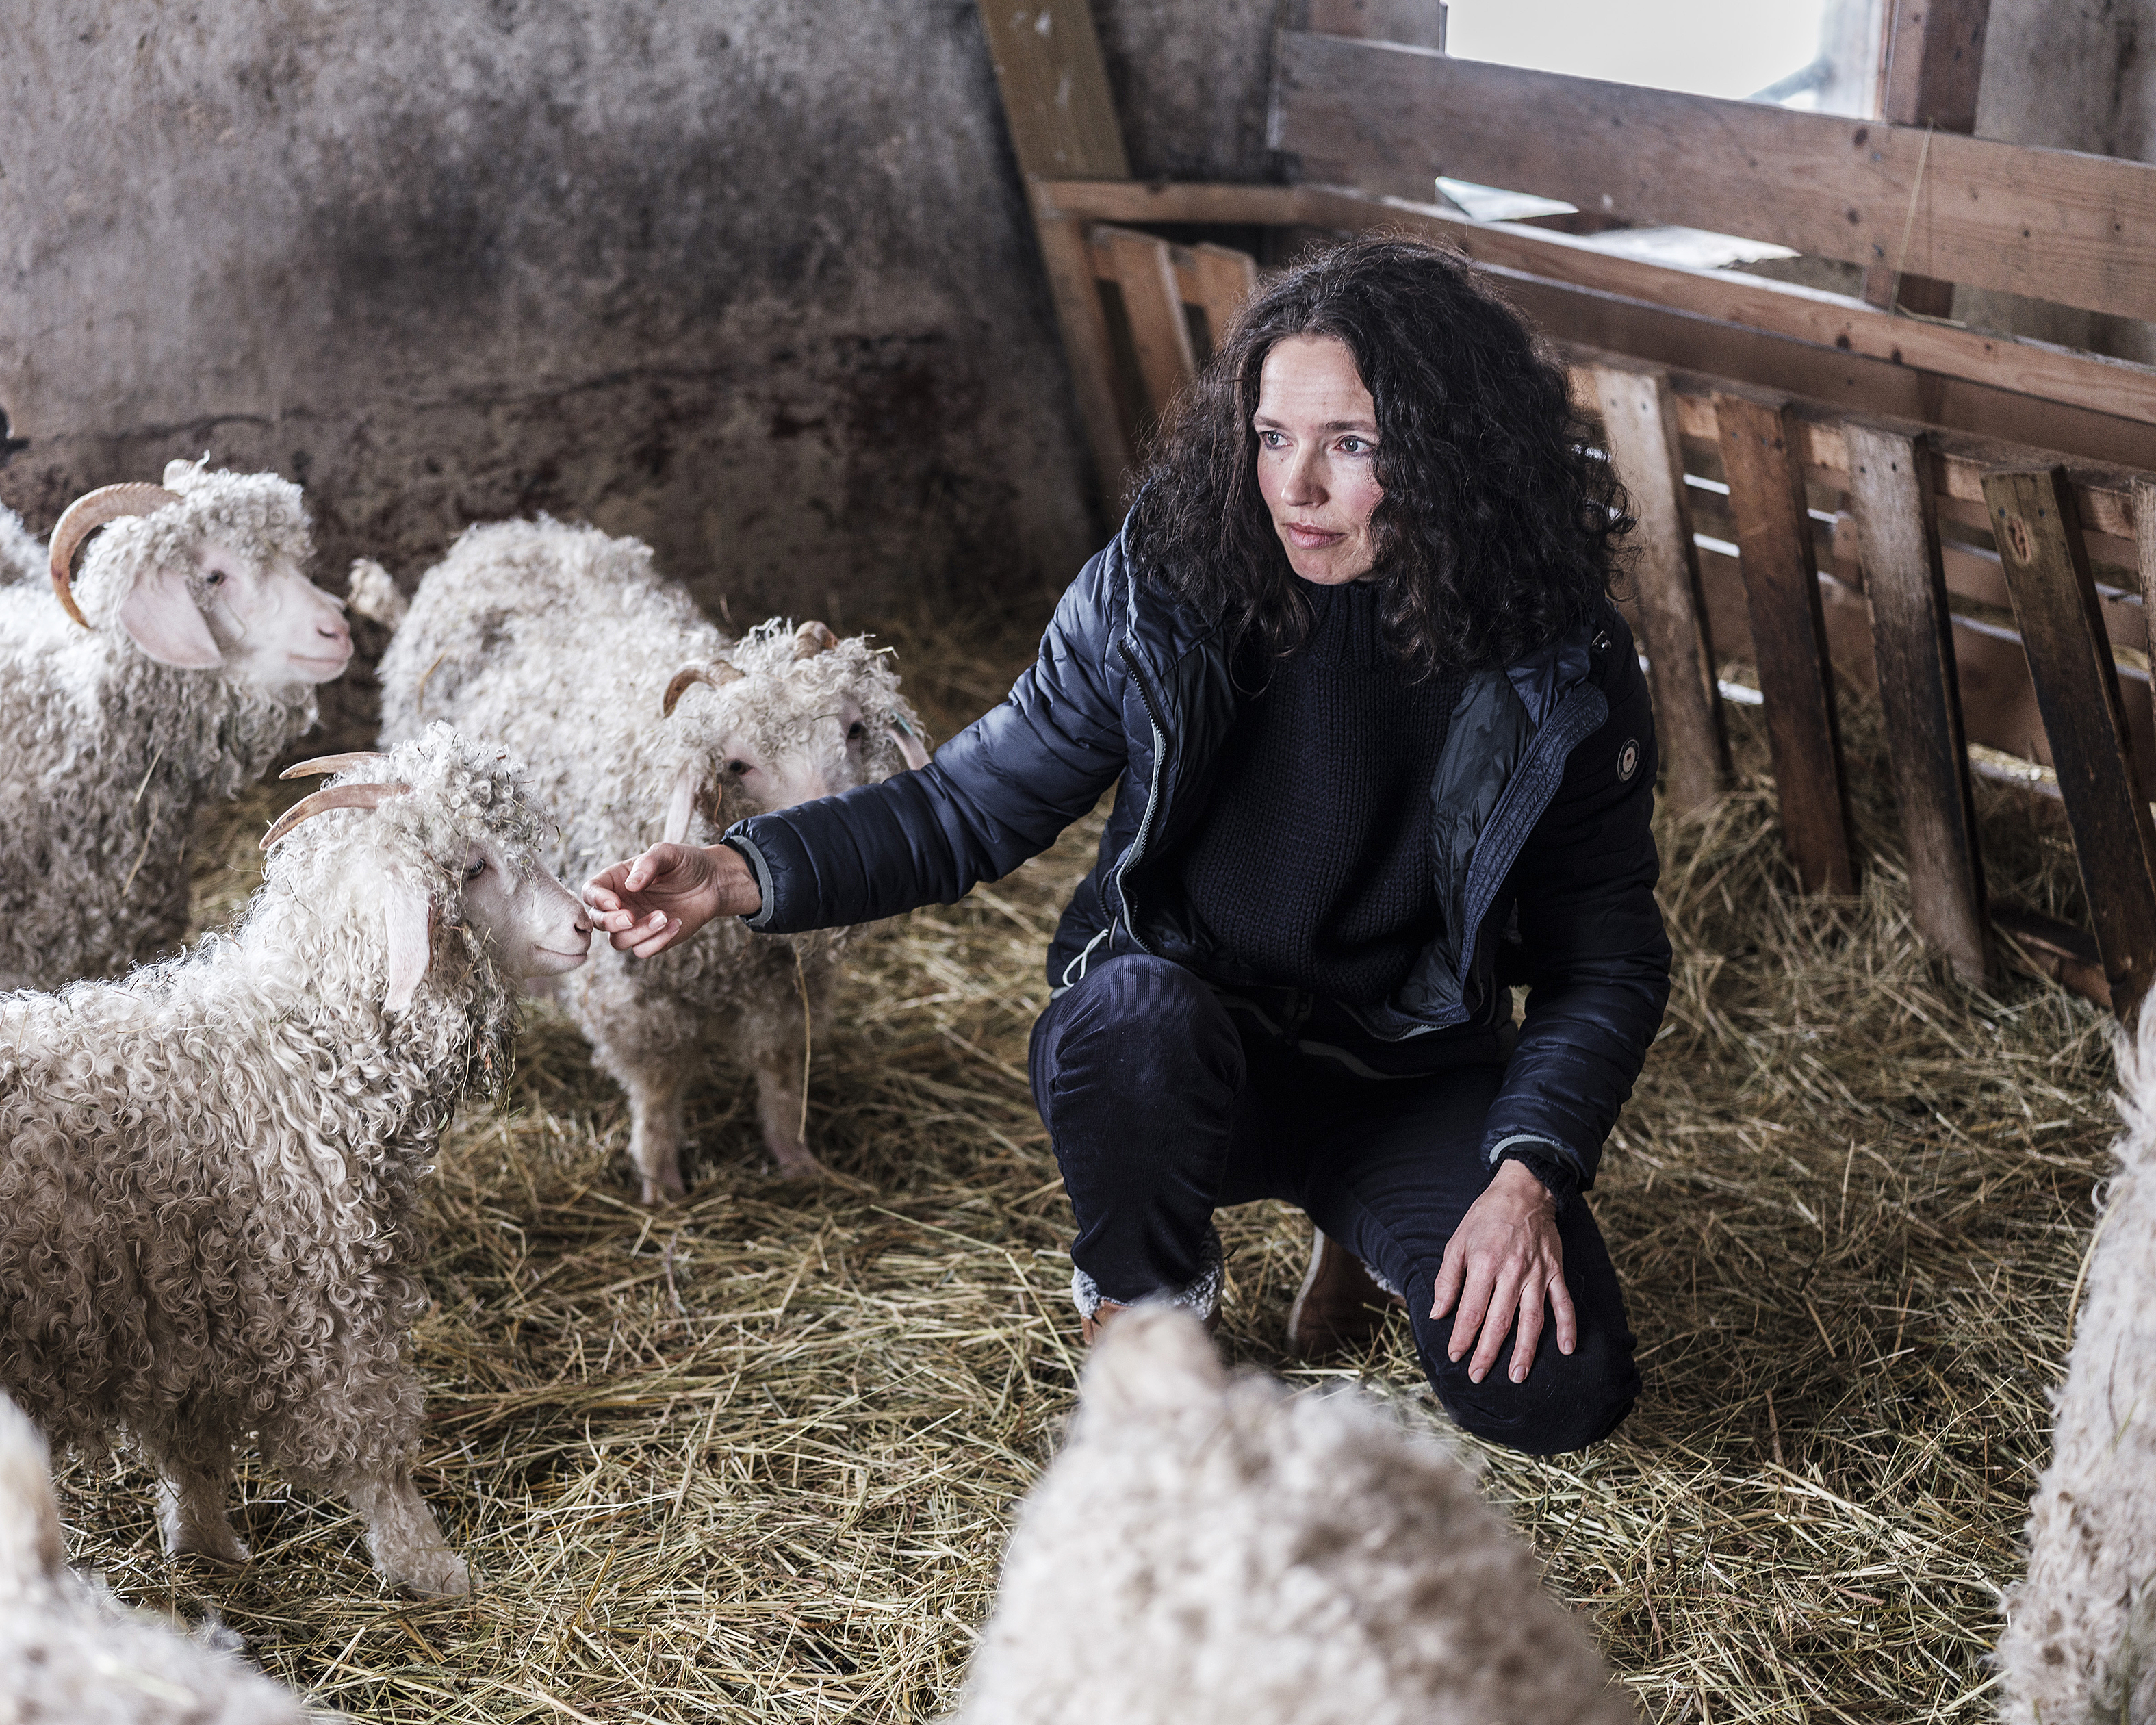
[0, 726, 528, 1546]
[1997, 1006, 2156, 1725]
[0, 463, 322, 992]
[376, 518, 925, 1190]
[0, 1391, 306, 1724]
[953, 1306, 1637, 1725]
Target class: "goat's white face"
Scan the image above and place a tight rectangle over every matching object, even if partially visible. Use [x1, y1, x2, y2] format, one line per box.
[123, 542, 352, 685]
[459, 840, 593, 979]
[711, 698, 880, 815]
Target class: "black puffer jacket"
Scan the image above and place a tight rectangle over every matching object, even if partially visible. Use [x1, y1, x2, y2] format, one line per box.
[726, 533, 1671, 1192]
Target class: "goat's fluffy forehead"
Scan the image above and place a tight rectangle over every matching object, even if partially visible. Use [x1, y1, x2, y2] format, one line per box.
[668, 622, 911, 749]
[268, 724, 548, 878]
[73, 464, 312, 619]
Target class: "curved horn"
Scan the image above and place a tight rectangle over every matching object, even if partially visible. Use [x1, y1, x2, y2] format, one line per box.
[792, 620, 839, 661]
[259, 780, 409, 850]
[47, 483, 183, 630]
[279, 752, 391, 781]
[662, 660, 745, 717]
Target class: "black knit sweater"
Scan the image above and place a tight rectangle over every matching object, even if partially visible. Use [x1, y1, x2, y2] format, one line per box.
[1170, 578, 1467, 1007]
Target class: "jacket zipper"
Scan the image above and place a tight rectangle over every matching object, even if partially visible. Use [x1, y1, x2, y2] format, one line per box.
[1111, 635, 1169, 956]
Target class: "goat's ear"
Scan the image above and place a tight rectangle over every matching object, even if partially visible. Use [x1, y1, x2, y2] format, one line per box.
[661, 765, 700, 845]
[381, 880, 436, 1013]
[887, 712, 930, 772]
[116, 562, 222, 669]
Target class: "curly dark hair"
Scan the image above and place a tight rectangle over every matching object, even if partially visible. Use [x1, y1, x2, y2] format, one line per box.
[1123, 234, 1629, 675]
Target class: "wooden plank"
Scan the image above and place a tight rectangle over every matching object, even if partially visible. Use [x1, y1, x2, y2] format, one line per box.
[1032, 180, 2156, 441]
[1715, 394, 1858, 894]
[975, 1, 1129, 179]
[1989, 904, 2110, 1008]
[1844, 424, 1994, 982]
[1303, 0, 1446, 47]
[1034, 207, 1135, 508]
[1170, 243, 1259, 367]
[2135, 476, 2156, 711]
[1591, 361, 1730, 814]
[1983, 465, 2156, 1015]
[1862, 0, 1990, 313]
[1090, 226, 1198, 425]
[1270, 34, 2156, 324]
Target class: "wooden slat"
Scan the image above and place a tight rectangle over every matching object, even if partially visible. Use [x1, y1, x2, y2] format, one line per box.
[1990, 904, 2110, 1008]
[1032, 180, 2156, 444]
[2135, 476, 2156, 702]
[1170, 243, 1259, 366]
[1844, 424, 1994, 981]
[1716, 394, 1858, 894]
[1983, 465, 2156, 1015]
[975, 1, 1129, 179]
[1863, 0, 1991, 313]
[1090, 226, 1198, 424]
[1034, 207, 1134, 507]
[1271, 35, 2156, 324]
[1591, 361, 1730, 814]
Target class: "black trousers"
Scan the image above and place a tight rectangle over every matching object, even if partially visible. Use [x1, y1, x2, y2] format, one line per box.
[1028, 953, 1640, 1455]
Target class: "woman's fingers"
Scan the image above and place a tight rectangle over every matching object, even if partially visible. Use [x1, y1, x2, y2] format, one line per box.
[1467, 1267, 1523, 1383]
[1509, 1275, 1546, 1383]
[1446, 1258, 1497, 1364]
[1550, 1269, 1579, 1356]
[1430, 1240, 1466, 1321]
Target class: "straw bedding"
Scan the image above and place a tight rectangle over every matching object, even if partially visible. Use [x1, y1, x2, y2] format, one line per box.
[42, 610, 2116, 1723]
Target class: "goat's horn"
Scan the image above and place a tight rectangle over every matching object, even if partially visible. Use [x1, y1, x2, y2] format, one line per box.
[47, 483, 183, 630]
[279, 752, 390, 780]
[792, 620, 839, 660]
[662, 661, 745, 717]
[259, 780, 409, 850]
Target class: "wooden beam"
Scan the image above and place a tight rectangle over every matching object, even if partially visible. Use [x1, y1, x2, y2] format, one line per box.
[1864, 0, 1991, 313]
[1170, 243, 1259, 367]
[1716, 394, 1858, 894]
[1031, 180, 2156, 443]
[1090, 226, 1198, 426]
[1302, 0, 1446, 47]
[2137, 477, 2156, 739]
[1034, 207, 1134, 510]
[1270, 34, 2156, 324]
[1590, 361, 1731, 814]
[1844, 424, 1994, 982]
[1989, 904, 2110, 1008]
[1983, 466, 2156, 1016]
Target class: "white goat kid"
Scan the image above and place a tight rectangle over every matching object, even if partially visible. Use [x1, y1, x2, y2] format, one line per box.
[375, 518, 928, 1203]
[0, 1391, 306, 1724]
[0, 460, 353, 991]
[0, 726, 590, 1598]
[955, 1305, 1636, 1725]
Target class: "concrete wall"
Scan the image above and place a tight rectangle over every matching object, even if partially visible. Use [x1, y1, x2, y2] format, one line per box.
[0, 1, 1281, 740]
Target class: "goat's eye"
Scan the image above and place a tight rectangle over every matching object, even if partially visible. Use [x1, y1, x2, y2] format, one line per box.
[847, 719, 865, 743]
[726, 759, 752, 777]
[205, 571, 225, 587]
[465, 856, 486, 881]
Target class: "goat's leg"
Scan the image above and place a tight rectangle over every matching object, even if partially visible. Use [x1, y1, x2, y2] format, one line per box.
[335, 1465, 470, 1598]
[742, 993, 827, 1177]
[575, 980, 701, 1204]
[155, 1459, 248, 1565]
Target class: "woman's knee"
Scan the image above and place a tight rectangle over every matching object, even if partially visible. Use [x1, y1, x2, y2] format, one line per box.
[1033, 955, 1242, 1103]
[1421, 1320, 1641, 1456]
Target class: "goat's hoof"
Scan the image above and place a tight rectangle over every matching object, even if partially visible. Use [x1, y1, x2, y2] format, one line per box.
[166, 1528, 251, 1566]
[636, 1166, 688, 1207]
[389, 1548, 472, 1599]
[767, 1143, 829, 1179]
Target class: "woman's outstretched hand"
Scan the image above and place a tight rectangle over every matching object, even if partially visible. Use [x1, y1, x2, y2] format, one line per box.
[582, 843, 761, 957]
[1430, 1157, 1576, 1386]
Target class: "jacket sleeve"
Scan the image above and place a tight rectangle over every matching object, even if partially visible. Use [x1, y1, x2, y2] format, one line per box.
[726, 549, 1133, 932]
[1478, 622, 1672, 1192]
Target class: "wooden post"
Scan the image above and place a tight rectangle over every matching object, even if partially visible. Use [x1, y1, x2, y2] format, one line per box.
[1984, 465, 2156, 1017]
[1844, 424, 1994, 982]
[977, 1, 1135, 510]
[1862, 0, 1990, 314]
[1171, 242, 1260, 367]
[1715, 393, 1859, 894]
[1591, 361, 1730, 814]
[1091, 226, 1198, 428]
[2134, 476, 2156, 720]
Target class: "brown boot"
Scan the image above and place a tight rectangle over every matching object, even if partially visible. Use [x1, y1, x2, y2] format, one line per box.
[1287, 1227, 1405, 1362]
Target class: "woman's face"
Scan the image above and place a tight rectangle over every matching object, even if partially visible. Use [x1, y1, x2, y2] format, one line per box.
[1253, 333, 1384, 585]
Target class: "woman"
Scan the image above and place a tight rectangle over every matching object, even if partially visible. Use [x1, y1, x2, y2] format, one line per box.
[584, 236, 1670, 1457]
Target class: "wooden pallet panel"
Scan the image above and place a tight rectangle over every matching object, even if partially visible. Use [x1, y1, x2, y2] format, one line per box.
[1591, 361, 1730, 814]
[1090, 226, 1198, 427]
[1171, 243, 1259, 367]
[1983, 465, 2156, 1015]
[1863, 0, 1990, 313]
[1715, 394, 1858, 894]
[1844, 424, 1994, 981]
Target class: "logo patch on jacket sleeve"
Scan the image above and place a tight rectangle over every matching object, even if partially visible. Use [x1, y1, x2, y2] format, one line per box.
[1617, 738, 1641, 782]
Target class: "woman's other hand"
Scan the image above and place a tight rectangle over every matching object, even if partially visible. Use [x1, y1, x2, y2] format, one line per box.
[582, 843, 760, 957]
[1430, 1158, 1576, 1385]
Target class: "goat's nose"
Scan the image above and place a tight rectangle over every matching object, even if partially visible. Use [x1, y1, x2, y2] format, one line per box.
[320, 615, 352, 642]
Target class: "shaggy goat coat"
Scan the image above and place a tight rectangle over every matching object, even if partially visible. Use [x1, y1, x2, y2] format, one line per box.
[0, 727, 545, 1598]
[0, 1391, 305, 1724]
[0, 463, 327, 992]
[953, 1306, 1635, 1725]
[375, 518, 926, 1201]
[1997, 1008, 2156, 1724]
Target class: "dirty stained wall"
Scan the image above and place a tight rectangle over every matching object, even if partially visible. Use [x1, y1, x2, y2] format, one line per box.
[0, 1, 1280, 742]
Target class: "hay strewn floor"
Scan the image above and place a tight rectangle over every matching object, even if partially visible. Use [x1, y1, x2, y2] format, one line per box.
[55, 626, 2118, 1724]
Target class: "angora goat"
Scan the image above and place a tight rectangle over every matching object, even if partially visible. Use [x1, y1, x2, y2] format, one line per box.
[1997, 1007, 2156, 1724]
[953, 1305, 1636, 1725]
[0, 1391, 306, 1724]
[375, 518, 928, 1203]
[0, 461, 354, 992]
[0, 726, 591, 1598]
